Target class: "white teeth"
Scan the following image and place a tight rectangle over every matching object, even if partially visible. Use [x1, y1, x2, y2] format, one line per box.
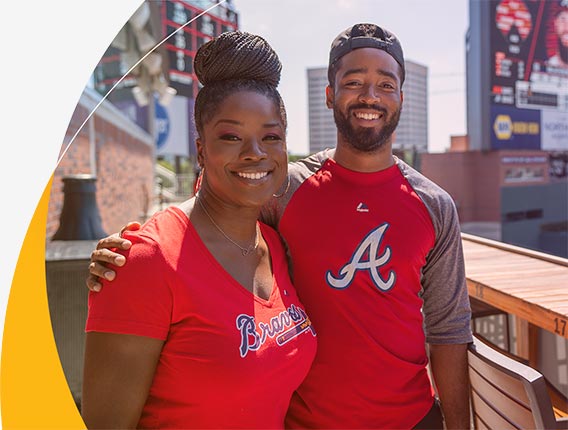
[237, 171, 268, 180]
[355, 112, 380, 120]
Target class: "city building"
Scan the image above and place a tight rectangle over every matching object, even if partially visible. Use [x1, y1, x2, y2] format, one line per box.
[395, 61, 428, 155]
[306, 67, 335, 155]
[47, 87, 154, 241]
[421, 149, 567, 257]
[307, 60, 428, 159]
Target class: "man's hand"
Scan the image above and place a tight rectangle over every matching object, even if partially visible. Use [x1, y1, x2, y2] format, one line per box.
[86, 221, 141, 292]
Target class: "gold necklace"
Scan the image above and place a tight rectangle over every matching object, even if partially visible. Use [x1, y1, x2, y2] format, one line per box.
[197, 196, 260, 256]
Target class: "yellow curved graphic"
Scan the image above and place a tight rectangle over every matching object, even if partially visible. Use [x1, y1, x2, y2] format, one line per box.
[1, 176, 85, 429]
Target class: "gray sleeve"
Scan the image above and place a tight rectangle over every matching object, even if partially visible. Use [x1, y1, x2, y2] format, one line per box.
[399, 161, 473, 345]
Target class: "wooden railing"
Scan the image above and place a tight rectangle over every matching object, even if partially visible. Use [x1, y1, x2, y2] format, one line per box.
[462, 233, 568, 418]
[463, 233, 568, 355]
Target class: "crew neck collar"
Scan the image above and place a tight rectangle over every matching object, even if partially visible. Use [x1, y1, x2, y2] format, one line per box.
[322, 156, 401, 186]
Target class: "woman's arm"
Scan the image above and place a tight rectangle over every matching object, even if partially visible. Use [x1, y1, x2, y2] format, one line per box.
[81, 332, 164, 429]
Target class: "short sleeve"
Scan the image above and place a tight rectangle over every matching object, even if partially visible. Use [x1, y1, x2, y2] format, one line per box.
[420, 197, 473, 345]
[86, 232, 172, 340]
[398, 160, 473, 345]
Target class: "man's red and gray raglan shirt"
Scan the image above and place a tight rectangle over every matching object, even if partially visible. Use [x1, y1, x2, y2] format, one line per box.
[261, 149, 473, 429]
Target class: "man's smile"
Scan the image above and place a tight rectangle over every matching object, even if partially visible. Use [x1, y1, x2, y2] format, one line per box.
[353, 111, 383, 121]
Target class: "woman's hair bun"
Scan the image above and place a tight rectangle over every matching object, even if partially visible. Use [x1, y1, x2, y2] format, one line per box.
[194, 31, 282, 87]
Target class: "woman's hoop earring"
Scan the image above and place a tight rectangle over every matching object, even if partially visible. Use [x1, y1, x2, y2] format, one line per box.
[193, 167, 204, 195]
[272, 175, 290, 198]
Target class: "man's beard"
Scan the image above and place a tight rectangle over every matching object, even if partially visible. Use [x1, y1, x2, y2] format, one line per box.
[333, 103, 401, 153]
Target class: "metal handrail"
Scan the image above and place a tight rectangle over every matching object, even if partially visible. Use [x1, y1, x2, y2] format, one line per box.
[155, 164, 194, 197]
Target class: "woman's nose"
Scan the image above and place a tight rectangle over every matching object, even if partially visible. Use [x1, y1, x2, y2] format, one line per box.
[241, 138, 267, 160]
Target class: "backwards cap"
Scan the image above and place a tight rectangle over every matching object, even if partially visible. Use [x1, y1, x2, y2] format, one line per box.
[328, 23, 405, 84]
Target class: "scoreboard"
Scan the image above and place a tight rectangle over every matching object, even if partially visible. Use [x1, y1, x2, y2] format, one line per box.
[489, 0, 568, 150]
[161, 0, 238, 98]
[93, 0, 238, 101]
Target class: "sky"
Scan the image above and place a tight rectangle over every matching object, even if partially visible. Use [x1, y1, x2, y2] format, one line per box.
[0, 1, 470, 393]
[234, 0, 470, 154]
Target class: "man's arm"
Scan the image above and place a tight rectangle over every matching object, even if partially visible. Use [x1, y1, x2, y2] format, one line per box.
[429, 343, 470, 430]
[82, 332, 163, 429]
[86, 222, 140, 291]
[406, 177, 472, 428]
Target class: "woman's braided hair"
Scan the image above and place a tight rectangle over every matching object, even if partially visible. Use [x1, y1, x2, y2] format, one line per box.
[193, 31, 287, 135]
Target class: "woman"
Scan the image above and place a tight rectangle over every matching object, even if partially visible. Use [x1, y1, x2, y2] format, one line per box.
[81, 31, 317, 429]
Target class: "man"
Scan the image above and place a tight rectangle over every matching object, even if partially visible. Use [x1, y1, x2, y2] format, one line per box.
[88, 23, 472, 429]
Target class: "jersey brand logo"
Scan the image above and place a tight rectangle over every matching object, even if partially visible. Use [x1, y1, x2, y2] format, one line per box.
[326, 223, 396, 292]
[356, 202, 369, 212]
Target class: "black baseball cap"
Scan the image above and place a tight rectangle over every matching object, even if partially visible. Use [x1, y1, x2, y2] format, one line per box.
[328, 23, 405, 84]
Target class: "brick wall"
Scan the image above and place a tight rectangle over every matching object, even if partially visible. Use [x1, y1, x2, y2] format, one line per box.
[46, 95, 154, 240]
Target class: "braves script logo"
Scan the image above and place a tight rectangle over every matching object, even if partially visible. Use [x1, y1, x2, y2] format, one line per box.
[326, 223, 396, 291]
[236, 304, 315, 358]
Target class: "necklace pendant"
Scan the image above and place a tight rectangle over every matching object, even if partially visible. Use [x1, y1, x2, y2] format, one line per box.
[242, 248, 249, 256]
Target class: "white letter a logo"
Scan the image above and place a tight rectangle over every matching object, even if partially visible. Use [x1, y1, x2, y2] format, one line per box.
[326, 223, 396, 291]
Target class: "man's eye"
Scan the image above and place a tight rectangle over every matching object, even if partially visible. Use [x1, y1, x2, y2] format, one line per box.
[345, 81, 361, 87]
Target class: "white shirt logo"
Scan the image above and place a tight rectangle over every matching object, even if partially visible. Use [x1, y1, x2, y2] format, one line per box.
[356, 202, 369, 212]
[326, 223, 396, 291]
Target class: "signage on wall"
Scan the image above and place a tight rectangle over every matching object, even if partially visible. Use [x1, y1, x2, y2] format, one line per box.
[156, 95, 193, 158]
[491, 105, 541, 149]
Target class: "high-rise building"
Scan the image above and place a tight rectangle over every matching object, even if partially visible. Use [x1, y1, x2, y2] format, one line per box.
[395, 61, 428, 154]
[307, 60, 428, 156]
[306, 68, 335, 154]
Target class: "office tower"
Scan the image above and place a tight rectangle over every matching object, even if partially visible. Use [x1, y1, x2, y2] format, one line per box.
[306, 68, 336, 154]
